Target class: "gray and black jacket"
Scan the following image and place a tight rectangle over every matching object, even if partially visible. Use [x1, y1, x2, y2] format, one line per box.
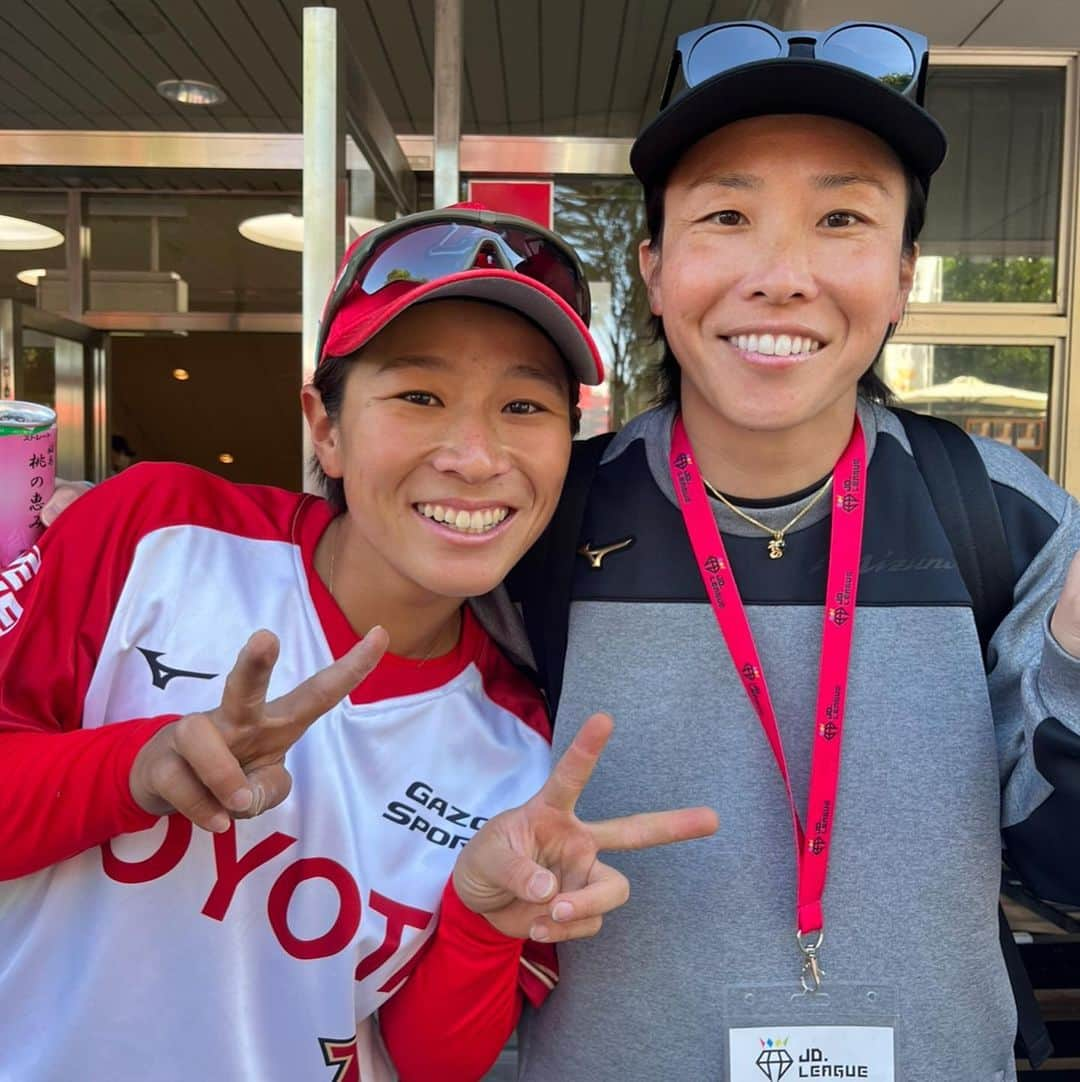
[504, 400, 1080, 1082]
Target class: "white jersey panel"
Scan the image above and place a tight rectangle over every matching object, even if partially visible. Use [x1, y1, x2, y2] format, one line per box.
[0, 523, 550, 1082]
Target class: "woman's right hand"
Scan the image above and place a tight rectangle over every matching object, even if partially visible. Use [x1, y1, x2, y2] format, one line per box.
[452, 712, 719, 944]
[129, 627, 389, 832]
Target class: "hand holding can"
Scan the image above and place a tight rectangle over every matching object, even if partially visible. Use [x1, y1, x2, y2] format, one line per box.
[0, 401, 57, 567]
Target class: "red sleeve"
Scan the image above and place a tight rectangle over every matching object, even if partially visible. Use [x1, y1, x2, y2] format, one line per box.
[0, 465, 253, 879]
[0, 721, 173, 879]
[379, 879, 559, 1082]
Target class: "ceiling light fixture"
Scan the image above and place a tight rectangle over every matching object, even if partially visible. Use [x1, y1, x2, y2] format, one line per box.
[16, 268, 47, 286]
[172, 368, 190, 381]
[218, 453, 235, 464]
[237, 214, 386, 252]
[0, 217, 64, 251]
[238, 212, 304, 252]
[156, 79, 227, 106]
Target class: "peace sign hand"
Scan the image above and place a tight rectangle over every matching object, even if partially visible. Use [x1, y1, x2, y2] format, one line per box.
[452, 713, 719, 943]
[129, 627, 389, 833]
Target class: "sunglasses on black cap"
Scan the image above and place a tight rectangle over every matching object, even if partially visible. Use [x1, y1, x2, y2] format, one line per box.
[315, 208, 592, 366]
[660, 20, 931, 111]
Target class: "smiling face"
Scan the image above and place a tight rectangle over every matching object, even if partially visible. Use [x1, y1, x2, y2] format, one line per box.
[305, 298, 573, 606]
[640, 114, 916, 443]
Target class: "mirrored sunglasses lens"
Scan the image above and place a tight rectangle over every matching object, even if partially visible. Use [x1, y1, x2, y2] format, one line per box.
[824, 26, 915, 92]
[685, 24, 782, 86]
[499, 227, 588, 317]
[356, 223, 588, 321]
[358, 225, 459, 291]
[358, 224, 520, 292]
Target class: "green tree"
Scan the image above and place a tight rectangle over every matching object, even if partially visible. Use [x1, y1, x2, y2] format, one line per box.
[554, 181, 659, 428]
[941, 255, 1053, 304]
[932, 345, 1050, 392]
[934, 255, 1054, 390]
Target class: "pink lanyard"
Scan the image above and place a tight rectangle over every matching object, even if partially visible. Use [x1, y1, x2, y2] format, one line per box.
[669, 415, 868, 991]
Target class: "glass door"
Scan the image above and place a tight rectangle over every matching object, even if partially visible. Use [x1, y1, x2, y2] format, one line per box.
[0, 301, 108, 481]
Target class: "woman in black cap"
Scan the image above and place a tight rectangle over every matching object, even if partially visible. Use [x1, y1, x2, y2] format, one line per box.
[505, 20, 1080, 1082]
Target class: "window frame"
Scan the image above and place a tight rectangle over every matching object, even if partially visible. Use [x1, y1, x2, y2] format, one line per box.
[893, 48, 1079, 490]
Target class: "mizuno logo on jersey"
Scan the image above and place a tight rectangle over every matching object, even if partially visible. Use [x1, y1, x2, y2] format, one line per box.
[382, 780, 489, 849]
[0, 546, 40, 638]
[137, 648, 218, 689]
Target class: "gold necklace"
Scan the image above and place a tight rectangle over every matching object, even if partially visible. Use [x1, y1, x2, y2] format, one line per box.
[326, 516, 458, 662]
[702, 476, 833, 560]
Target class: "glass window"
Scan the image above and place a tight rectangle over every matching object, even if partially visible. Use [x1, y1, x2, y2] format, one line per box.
[919, 67, 1065, 303]
[883, 341, 1052, 470]
[110, 331, 302, 488]
[0, 195, 67, 312]
[17, 330, 56, 410]
[89, 194, 302, 314]
[0, 193, 302, 317]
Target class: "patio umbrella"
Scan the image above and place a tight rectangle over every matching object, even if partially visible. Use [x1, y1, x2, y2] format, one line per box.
[896, 375, 1047, 412]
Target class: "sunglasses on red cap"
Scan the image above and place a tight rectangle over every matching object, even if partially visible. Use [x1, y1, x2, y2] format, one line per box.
[661, 20, 930, 110]
[315, 208, 592, 366]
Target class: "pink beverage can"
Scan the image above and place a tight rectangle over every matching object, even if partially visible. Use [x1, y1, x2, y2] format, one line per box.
[0, 401, 57, 567]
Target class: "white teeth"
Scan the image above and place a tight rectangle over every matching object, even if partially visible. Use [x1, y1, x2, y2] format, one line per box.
[729, 333, 823, 356]
[417, 503, 510, 534]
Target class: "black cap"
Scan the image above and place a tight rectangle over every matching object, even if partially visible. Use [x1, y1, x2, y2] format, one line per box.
[630, 57, 948, 194]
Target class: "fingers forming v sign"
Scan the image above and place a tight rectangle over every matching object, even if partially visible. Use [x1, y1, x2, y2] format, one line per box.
[452, 713, 719, 943]
[129, 627, 389, 832]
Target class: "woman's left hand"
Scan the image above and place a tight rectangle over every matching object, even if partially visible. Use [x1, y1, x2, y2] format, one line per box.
[41, 480, 94, 527]
[451, 712, 719, 944]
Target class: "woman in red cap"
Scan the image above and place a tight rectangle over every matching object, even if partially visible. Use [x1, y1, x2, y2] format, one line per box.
[0, 205, 716, 1082]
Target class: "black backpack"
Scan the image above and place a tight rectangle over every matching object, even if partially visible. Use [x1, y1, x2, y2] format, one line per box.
[509, 408, 1052, 1069]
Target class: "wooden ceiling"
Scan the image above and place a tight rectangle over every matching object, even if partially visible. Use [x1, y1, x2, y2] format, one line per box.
[0, 0, 782, 139]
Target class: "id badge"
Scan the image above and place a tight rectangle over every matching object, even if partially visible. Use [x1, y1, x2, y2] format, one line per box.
[725, 982, 897, 1081]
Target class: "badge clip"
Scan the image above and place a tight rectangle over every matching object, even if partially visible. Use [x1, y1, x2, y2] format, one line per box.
[797, 929, 825, 994]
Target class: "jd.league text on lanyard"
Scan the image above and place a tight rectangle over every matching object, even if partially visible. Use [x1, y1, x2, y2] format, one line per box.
[669, 415, 867, 992]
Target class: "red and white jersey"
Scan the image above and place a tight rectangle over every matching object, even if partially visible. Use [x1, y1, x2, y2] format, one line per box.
[0, 463, 552, 1082]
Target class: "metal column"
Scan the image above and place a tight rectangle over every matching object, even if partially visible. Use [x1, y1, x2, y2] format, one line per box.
[65, 191, 90, 319]
[302, 5, 346, 490]
[434, 0, 463, 208]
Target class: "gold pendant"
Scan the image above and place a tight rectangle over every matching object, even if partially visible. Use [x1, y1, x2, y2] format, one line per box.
[768, 536, 785, 560]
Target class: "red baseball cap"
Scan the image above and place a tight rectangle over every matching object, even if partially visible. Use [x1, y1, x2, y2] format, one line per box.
[318, 204, 604, 386]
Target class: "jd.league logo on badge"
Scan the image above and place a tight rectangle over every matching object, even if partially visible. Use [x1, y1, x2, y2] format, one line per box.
[730, 1026, 893, 1081]
[756, 1036, 793, 1080]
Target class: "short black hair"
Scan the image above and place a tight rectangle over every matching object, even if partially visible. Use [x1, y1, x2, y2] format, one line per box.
[645, 170, 927, 407]
[308, 318, 583, 513]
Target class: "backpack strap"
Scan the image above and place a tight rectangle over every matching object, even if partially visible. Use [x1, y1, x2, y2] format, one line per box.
[894, 407, 1051, 1069]
[509, 432, 614, 716]
[894, 408, 1012, 660]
